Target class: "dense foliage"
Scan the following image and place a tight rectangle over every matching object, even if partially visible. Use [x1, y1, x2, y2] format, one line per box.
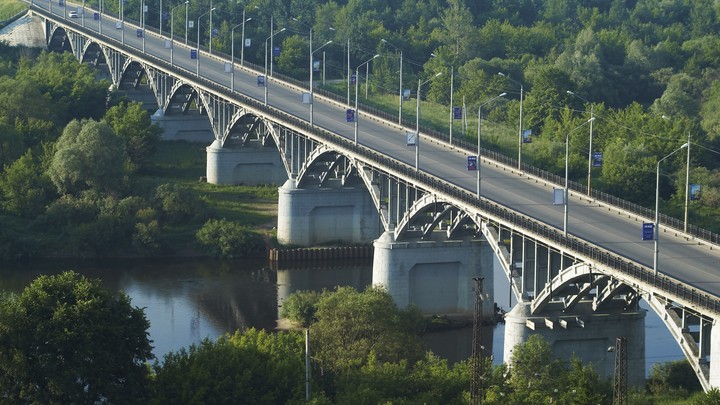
[0, 50, 270, 259]
[80, 0, 720, 231]
[0, 271, 153, 403]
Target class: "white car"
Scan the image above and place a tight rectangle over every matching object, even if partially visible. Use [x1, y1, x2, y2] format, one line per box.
[68, 10, 79, 18]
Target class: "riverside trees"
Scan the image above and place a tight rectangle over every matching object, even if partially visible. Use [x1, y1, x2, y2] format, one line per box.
[0, 271, 153, 403]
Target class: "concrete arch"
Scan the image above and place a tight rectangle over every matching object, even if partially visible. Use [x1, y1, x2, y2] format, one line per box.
[47, 25, 72, 53]
[224, 111, 271, 148]
[394, 193, 480, 241]
[166, 81, 199, 114]
[295, 145, 359, 189]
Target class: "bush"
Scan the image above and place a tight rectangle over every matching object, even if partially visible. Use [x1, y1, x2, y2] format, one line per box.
[195, 218, 265, 258]
[154, 183, 209, 224]
[280, 290, 321, 327]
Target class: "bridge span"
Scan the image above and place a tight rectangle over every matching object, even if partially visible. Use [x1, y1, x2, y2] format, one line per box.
[23, 0, 720, 389]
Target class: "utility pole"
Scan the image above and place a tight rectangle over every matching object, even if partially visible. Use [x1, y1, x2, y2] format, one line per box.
[470, 277, 484, 405]
[613, 337, 627, 405]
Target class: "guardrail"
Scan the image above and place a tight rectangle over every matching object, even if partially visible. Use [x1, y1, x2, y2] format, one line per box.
[32, 4, 720, 315]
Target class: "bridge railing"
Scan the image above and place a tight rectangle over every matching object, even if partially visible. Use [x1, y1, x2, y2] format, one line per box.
[35, 2, 720, 246]
[33, 5, 720, 313]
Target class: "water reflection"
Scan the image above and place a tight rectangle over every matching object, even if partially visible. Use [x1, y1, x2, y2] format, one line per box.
[1, 257, 682, 374]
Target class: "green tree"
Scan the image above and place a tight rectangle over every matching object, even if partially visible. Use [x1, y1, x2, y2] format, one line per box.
[195, 218, 265, 258]
[48, 119, 128, 195]
[647, 359, 702, 397]
[150, 328, 306, 405]
[103, 101, 163, 173]
[0, 150, 54, 217]
[334, 353, 470, 404]
[280, 289, 321, 327]
[0, 271, 153, 403]
[311, 286, 426, 372]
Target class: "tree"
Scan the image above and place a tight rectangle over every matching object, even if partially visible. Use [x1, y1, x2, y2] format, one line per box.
[150, 329, 307, 405]
[0, 271, 153, 404]
[311, 286, 426, 372]
[0, 150, 54, 217]
[103, 101, 162, 173]
[48, 119, 128, 195]
[195, 218, 265, 258]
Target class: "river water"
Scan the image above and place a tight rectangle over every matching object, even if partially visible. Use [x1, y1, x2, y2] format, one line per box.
[0, 257, 683, 375]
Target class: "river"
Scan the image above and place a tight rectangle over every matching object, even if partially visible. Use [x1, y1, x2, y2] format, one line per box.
[0, 257, 684, 375]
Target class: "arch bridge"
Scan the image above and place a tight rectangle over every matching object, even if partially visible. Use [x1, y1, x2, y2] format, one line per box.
[26, 2, 720, 389]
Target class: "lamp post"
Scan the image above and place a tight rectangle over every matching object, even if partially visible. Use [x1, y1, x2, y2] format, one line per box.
[661, 116, 693, 233]
[98, 0, 102, 34]
[158, 0, 162, 36]
[293, 18, 319, 126]
[264, 27, 286, 105]
[196, 7, 216, 76]
[566, 90, 595, 196]
[564, 117, 596, 236]
[498, 72, 524, 169]
[240, 6, 257, 66]
[231, 17, 252, 91]
[170, 1, 188, 66]
[476, 92, 506, 198]
[353, 54, 380, 144]
[415, 72, 443, 171]
[654, 143, 689, 274]
[381, 38, 403, 126]
[184, 0, 188, 44]
[141, 0, 145, 52]
[119, 0, 124, 44]
[431, 53, 454, 145]
[684, 131, 691, 233]
[309, 39, 333, 126]
[208, 1, 214, 54]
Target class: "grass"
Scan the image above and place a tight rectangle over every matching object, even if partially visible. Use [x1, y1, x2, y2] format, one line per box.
[323, 82, 519, 155]
[0, 0, 25, 20]
[150, 140, 278, 228]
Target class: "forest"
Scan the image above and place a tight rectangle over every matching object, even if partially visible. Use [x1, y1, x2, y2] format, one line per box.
[87, 0, 720, 232]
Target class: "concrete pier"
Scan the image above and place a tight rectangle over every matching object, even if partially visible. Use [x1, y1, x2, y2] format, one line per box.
[372, 231, 495, 318]
[206, 140, 288, 185]
[503, 303, 646, 387]
[152, 109, 214, 142]
[277, 179, 379, 246]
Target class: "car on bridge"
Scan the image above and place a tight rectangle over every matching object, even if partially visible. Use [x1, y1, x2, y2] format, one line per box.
[68, 10, 79, 18]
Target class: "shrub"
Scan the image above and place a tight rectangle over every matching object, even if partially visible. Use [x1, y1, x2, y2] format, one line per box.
[195, 218, 265, 258]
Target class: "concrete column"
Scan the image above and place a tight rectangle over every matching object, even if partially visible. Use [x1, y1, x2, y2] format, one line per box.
[277, 180, 379, 246]
[206, 140, 288, 185]
[372, 231, 494, 318]
[152, 109, 214, 142]
[504, 303, 646, 387]
[709, 319, 720, 388]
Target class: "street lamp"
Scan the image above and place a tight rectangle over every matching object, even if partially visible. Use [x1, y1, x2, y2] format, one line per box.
[654, 143, 689, 274]
[381, 38, 403, 126]
[231, 17, 252, 91]
[141, 0, 146, 52]
[431, 53, 455, 145]
[264, 27, 286, 105]
[415, 72, 443, 171]
[158, 0, 162, 36]
[661, 116, 693, 233]
[567, 90, 595, 196]
[196, 7, 216, 76]
[170, 1, 188, 66]
[476, 92, 506, 198]
[498, 72, 524, 169]
[184, 0, 189, 44]
[564, 117, 596, 236]
[353, 54, 380, 144]
[240, 6, 257, 66]
[310, 39, 333, 126]
[292, 18, 314, 123]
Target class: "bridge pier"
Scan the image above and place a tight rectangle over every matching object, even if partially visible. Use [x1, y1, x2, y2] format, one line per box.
[504, 303, 646, 387]
[277, 179, 379, 246]
[151, 109, 214, 142]
[206, 140, 288, 185]
[372, 231, 495, 318]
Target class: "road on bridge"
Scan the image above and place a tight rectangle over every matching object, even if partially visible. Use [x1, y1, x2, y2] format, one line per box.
[33, 0, 720, 298]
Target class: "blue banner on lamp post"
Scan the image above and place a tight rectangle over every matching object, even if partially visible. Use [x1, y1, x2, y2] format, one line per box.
[453, 107, 462, 120]
[642, 223, 655, 240]
[467, 156, 477, 170]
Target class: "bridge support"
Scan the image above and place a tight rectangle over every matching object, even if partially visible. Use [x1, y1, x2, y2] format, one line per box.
[152, 109, 214, 142]
[503, 303, 646, 387]
[277, 179, 379, 246]
[372, 231, 495, 318]
[206, 140, 288, 185]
